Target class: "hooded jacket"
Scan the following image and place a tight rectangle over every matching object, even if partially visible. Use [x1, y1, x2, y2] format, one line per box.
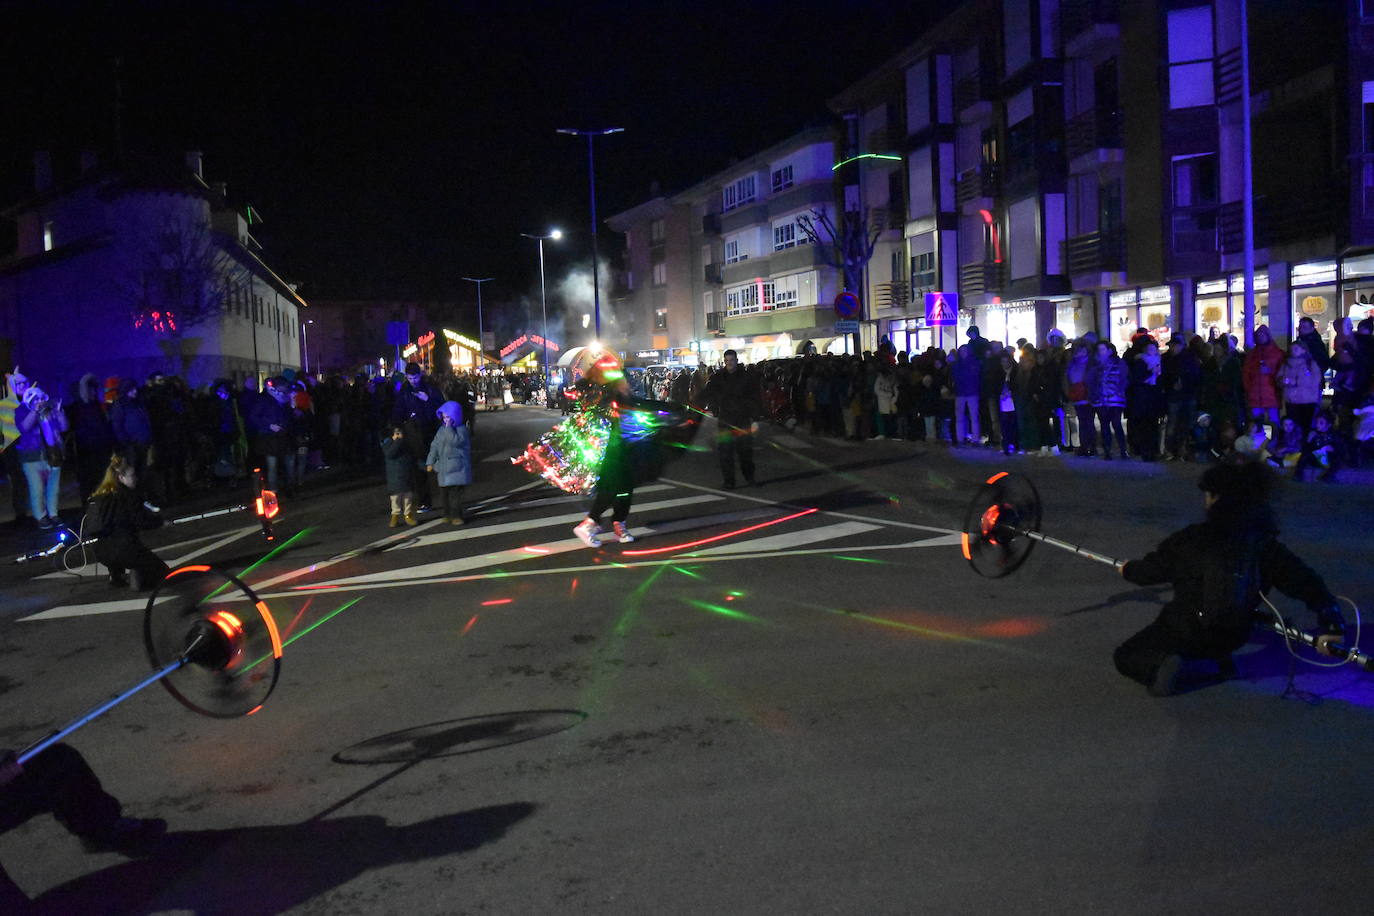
[426, 402, 473, 486]
[1241, 327, 1285, 409]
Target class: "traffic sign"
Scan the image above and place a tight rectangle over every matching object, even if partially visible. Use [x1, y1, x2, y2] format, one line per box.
[924, 292, 959, 327]
[834, 320, 859, 333]
[833, 291, 861, 319]
[385, 321, 411, 346]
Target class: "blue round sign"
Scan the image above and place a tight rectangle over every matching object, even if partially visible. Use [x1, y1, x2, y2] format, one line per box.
[833, 291, 860, 319]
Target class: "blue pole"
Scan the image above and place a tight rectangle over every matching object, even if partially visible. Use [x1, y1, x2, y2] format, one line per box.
[18, 655, 189, 764]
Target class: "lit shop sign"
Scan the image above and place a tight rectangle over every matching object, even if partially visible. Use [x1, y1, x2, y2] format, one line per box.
[1110, 285, 1172, 309]
[1139, 285, 1172, 305]
[1196, 279, 1228, 296]
[417, 331, 436, 348]
[499, 334, 562, 358]
[636, 350, 662, 359]
[1292, 260, 1338, 287]
[1343, 253, 1374, 280]
[442, 329, 481, 350]
[402, 344, 418, 358]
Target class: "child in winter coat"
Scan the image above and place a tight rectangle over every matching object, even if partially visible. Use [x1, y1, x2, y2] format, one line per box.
[426, 400, 473, 525]
[1296, 411, 1339, 482]
[1271, 416, 1304, 469]
[381, 425, 417, 526]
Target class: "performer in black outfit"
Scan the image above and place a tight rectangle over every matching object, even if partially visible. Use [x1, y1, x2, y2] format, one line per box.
[702, 349, 763, 488]
[574, 361, 645, 547]
[1115, 460, 1346, 696]
[86, 454, 169, 590]
[1, 744, 166, 910]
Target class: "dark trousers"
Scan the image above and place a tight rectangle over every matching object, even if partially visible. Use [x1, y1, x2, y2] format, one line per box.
[2, 445, 29, 521]
[1075, 403, 1097, 454]
[1114, 618, 1247, 687]
[589, 482, 632, 524]
[999, 411, 1019, 453]
[438, 484, 465, 521]
[716, 427, 755, 486]
[1096, 406, 1126, 456]
[74, 445, 112, 506]
[1164, 398, 1195, 457]
[1129, 414, 1161, 459]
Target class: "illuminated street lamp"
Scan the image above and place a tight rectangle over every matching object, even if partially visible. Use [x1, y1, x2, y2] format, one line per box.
[301, 318, 313, 374]
[520, 229, 561, 389]
[556, 127, 623, 340]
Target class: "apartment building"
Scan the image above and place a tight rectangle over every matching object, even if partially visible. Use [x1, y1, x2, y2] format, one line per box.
[608, 125, 849, 365]
[0, 151, 305, 390]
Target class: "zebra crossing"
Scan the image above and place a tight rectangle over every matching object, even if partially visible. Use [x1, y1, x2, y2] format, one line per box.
[16, 479, 959, 622]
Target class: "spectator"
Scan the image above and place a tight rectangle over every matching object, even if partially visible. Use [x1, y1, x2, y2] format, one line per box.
[66, 373, 116, 504]
[951, 345, 982, 447]
[426, 400, 472, 525]
[1012, 346, 1043, 454]
[392, 363, 443, 510]
[1292, 315, 1331, 371]
[1271, 416, 1304, 469]
[873, 364, 898, 439]
[249, 377, 296, 497]
[1296, 410, 1339, 482]
[381, 425, 417, 526]
[1063, 339, 1095, 458]
[108, 378, 154, 482]
[13, 375, 68, 529]
[1278, 338, 1323, 435]
[1, 370, 31, 524]
[1162, 336, 1201, 461]
[1088, 340, 1128, 460]
[1126, 338, 1166, 461]
[1199, 338, 1244, 435]
[702, 349, 763, 488]
[1241, 325, 1284, 426]
[996, 351, 1019, 455]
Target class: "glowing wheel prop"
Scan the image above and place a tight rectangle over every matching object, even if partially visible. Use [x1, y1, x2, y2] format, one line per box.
[17, 564, 283, 765]
[144, 565, 282, 718]
[961, 472, 1042, 579]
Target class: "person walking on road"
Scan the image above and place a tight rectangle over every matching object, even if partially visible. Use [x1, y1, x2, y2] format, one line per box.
[702, 349, 763, 488]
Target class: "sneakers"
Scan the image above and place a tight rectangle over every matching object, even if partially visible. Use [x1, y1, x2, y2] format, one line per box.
[612, 521, 635, 543]
[83, 816, 167, 856]
[1148, 655, 1183, 697]
[37, 516, 54, 530]
[573, 518, 602, 548]
[389, 513, 401, 528]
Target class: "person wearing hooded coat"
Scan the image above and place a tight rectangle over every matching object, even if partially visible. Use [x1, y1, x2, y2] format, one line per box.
[1241, 324, 1285, 426]
[1114, 460, 1346, 696]
[426, 400, 472, 525]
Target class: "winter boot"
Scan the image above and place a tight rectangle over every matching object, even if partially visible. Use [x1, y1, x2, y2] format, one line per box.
[389, 513, 401, 528]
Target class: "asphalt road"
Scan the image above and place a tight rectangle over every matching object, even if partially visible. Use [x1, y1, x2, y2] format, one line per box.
[2, 404, 1373, 914]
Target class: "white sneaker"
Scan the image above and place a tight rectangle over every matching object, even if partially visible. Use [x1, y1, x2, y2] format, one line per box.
[1051, 445, 1061, 455]
[573, 519, 602, 548]
[612, 521, 635, 543]
[1040, 446, 1051, 456]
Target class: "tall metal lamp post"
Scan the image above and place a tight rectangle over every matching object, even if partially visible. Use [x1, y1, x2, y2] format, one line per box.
[300, 318, 313, 374]
[556, 127, 622, 343]
[461, 276, 495, 364]
[520, 229, 562, 386]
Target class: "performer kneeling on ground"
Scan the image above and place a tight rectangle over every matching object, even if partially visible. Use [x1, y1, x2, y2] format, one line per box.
[87, 455, 169, 590]
[1115, 459, 1346, 696]
[573, 363, 645, 548]
[1, 744, 166, 910]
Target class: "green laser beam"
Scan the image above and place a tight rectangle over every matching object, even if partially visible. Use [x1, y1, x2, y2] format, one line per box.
[682, 597, 769, 626]
[241, 595, 365, 673]
[208, 527, 314, 599]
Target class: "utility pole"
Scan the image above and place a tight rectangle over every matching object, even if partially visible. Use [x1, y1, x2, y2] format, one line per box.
[462, 276, 495, 363]
[557, 127, 624, 342]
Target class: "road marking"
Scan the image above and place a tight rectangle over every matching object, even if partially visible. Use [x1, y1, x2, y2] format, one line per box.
[659, 477, 955, 534]
[770, 434, 813, 450]
[688, 521, 879, 556]
[34, 524, 261, 580]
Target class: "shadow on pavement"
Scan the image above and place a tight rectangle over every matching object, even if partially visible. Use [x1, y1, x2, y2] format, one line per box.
[1060, 586, 1167, 617]
[31, 803, 536, 915]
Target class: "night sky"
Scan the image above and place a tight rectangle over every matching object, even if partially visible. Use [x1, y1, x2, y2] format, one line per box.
[2, 0, 944, 326]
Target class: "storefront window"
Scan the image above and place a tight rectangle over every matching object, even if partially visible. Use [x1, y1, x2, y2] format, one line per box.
[1005, 306, 1037, 347]
[1055, 300, 1091, 339]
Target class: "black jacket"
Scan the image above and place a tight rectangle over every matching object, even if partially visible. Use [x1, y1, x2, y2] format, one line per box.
[703, 368, 762, 429]
[1122, 503, 1339, 643]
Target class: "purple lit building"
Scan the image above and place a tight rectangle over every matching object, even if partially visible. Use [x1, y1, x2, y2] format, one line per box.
[0, 151, 305, 395]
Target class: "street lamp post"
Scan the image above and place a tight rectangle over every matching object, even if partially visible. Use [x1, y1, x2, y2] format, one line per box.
[557, 127, 623, 342]
[461, 276, 495, 363]
[301, 318, 313, 374]
[520, 229, 562, 391]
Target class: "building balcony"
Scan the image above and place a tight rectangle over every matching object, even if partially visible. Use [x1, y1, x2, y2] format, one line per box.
[704, 262, 723, 284]
[954, 73, 993, 117]
[705, 312, 724, 332]
[955, 164, 999, 207]
[1061, 0, 1120, 56]
[702, 212, 721, 235]
[1063, 231, 1125, 277]
[958, 261, 1007, 297]
[1065, 108, 1123, 167]
[1358, 153, 1374, 230]
[1217, 192, 1338, 254]
[873, 280, 910, 310]
[1215, 47, 1243, 106]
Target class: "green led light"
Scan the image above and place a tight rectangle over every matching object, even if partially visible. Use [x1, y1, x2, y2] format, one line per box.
[832, 152, 904, 170]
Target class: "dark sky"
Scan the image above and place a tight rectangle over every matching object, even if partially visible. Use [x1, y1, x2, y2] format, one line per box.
[2, 0, 946, 313]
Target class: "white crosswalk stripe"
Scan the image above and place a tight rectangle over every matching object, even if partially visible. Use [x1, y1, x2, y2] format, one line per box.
[689, 520, 879, 556]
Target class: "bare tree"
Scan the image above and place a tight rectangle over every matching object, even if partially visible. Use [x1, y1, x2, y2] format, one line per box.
[117, 202, 251, 339]
[795, 205, 883, 307]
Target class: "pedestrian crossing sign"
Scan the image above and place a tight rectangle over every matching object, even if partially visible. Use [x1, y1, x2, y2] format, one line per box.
[924, 292, 958, 326]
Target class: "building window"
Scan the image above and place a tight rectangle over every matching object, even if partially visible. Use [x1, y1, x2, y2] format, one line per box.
[652, 261, 667, 286]
[771, 164, 794, 193]
[773, 221, 798, 251]
[911, 251, 936, 290]
[1167, 6, 1214, 109]
[41, 221, 54, 251]
[1173, 153, 1218, 207]
[650, 218, 665, 243]
[654, 308, 668, 330]
[1363, 81, 1374, 152]
[722, 174, 757, 211]
[724, 237, 747, 264]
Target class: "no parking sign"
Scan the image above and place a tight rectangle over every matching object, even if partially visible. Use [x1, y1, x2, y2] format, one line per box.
[833, 291, 861, 319]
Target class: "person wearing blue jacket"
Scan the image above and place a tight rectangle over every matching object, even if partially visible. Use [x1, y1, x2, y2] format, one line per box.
[426, 400, 472, 525]
[1087, 340, 1128, 460]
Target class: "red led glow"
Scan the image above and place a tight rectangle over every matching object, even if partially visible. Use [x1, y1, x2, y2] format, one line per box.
[462, 615, 479, 634]
[255, 600, 283, 659]
[480, 598, 512, 606]
[621, 508, 819, 557]
[167, 564, 212, 578]
[986, 472, 1008, 485]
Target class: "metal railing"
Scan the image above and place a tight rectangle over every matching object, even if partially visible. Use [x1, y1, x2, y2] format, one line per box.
[955, 164, 999, 205]
[1065, 108, 1123, 161]
[958, 261, 1007, 297]
[704, 263, 722, 284]
[1062, 231, 1125, 275]
[1060, 0, 1119, 41]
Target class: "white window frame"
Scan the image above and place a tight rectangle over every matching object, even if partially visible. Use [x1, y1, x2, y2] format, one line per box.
[724, 236, 748, 264]
[771, 164, 794, 193]
[651, 261, 667, 286]
[722, 174, 757, 211]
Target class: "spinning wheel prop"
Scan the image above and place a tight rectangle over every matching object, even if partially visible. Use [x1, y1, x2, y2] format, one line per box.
[958, 471, 1372, 671]
[18, 564, 282, 765]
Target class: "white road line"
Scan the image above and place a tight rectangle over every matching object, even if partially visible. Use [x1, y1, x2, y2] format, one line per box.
[688, 521, 879, 556]
[469, 483, 672, 516]
[254, 534, 960, 601]
[21, 597, 151, 621]
[770, 434, 813, 450]
[35, 524, 261, 580]
[245, 516, 448, 592]
[659, 477, 956, 534]
[393, 494, 721, 551]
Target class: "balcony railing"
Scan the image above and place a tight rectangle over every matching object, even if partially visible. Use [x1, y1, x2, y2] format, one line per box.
[958, 261, 1007, 297]
[702, 213, 721, 234]
[954, 73, 990, 112]
[1060, 0, 1119, 42]
[1062, 231, 1125, 276]
[955, 164, 999, 205]
[869, 205, 907, 231]
[874, 281, 910, 309]
[1360, 154, 1374, 216]
[1172, 206, 1219, 256]
[1215, 48, 1243, 106]
[1065, 108, 1123, 161]
[1217, 192, 1338, 253]
[705, 312, 724, 331]
[704, 262, 723, 284]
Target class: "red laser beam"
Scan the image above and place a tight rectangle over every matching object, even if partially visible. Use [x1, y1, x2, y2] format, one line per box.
[480, 598, 513, 606]
[621, 508, 819, 557]
[280, 597, 316, 642]
[462, 615, 479, 634]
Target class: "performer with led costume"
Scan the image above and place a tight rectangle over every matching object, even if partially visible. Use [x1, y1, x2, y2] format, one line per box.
[514, 354, 698, 547]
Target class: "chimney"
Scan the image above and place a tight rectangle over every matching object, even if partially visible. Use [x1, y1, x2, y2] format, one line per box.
[33, 151, 52, 191]
[185, 150, 203, 178]
[79, 150, 99, 173]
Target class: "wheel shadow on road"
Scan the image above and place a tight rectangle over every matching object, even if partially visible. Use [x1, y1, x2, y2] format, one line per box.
[1059, 587, 1167, 617]
[30, 803, 536, 915]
